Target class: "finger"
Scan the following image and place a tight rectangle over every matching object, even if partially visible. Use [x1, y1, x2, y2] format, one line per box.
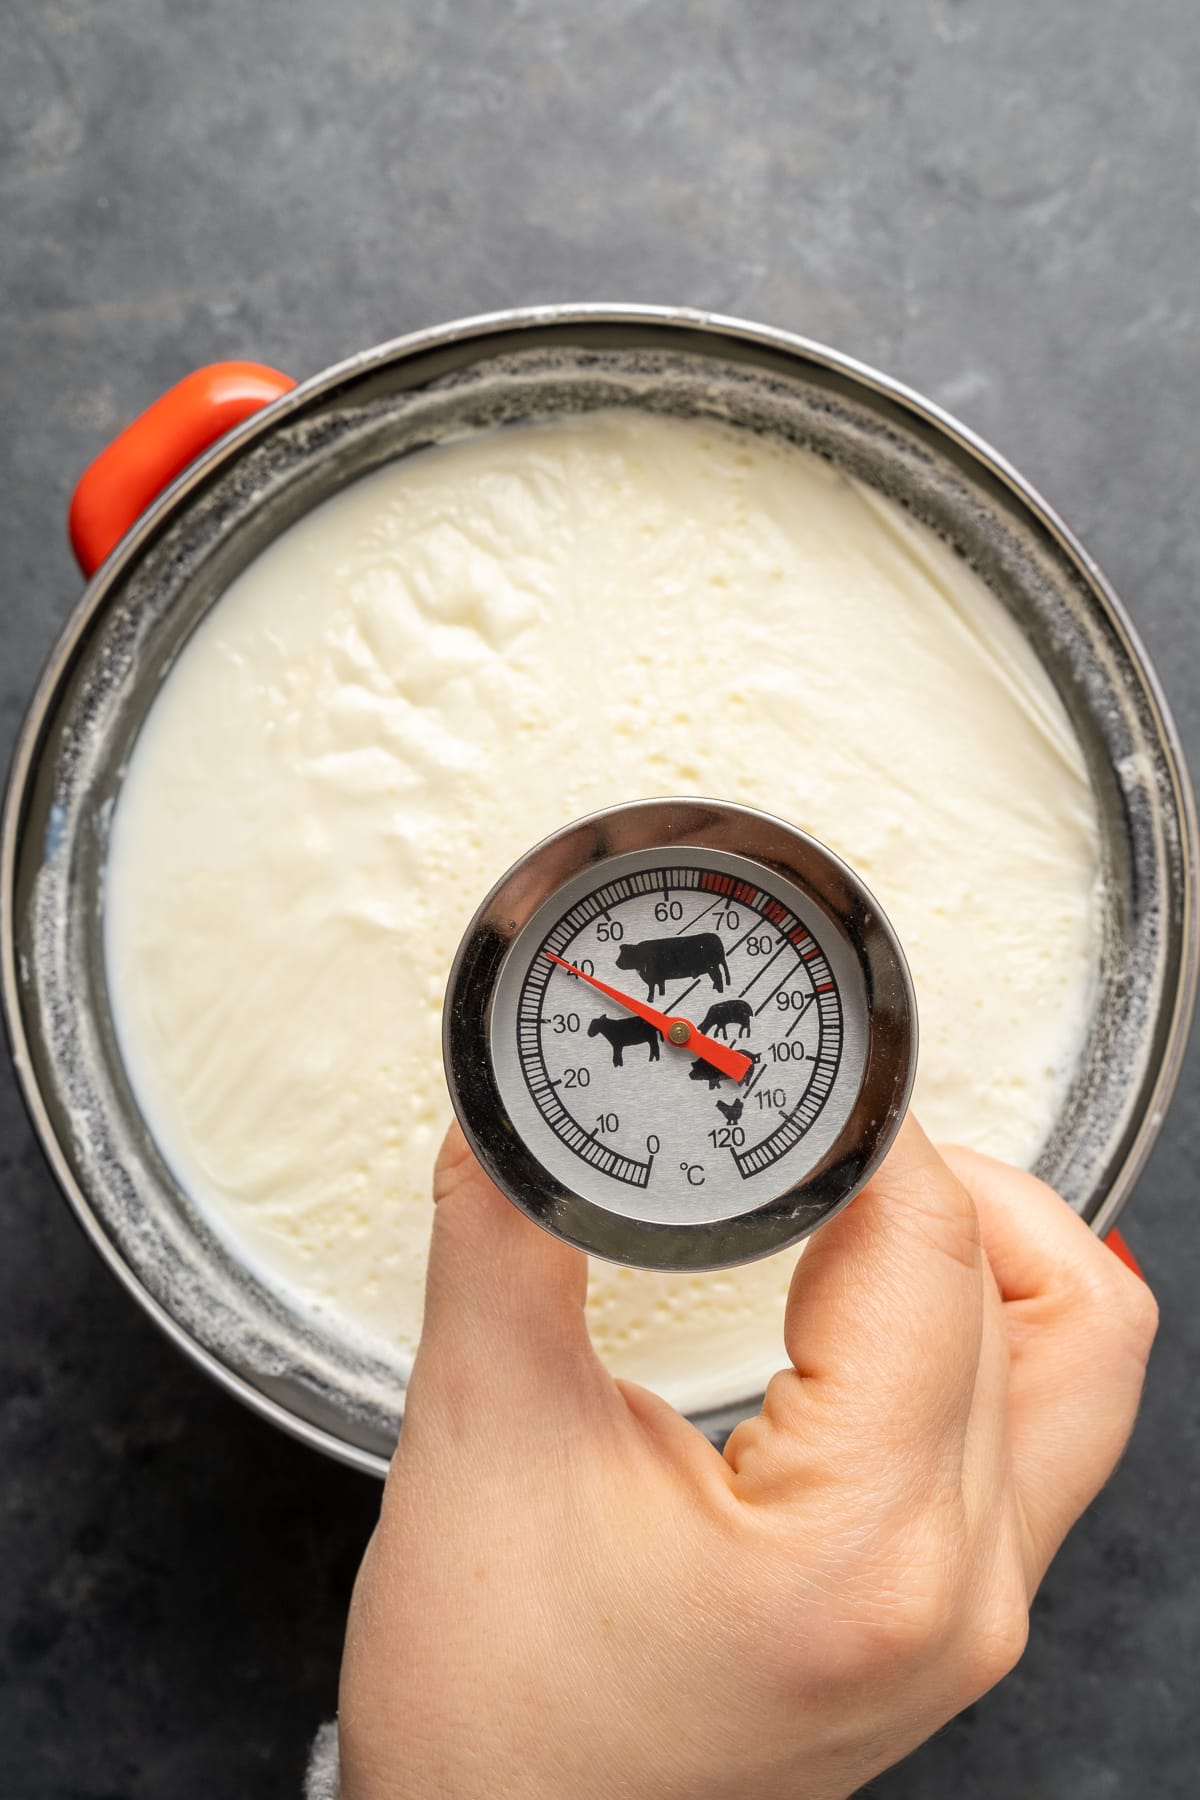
[957, 1243, 1010, 1492]
[726, 1115, 985, 1496]
[404, 1124, 612, 1442]
[939, 1146, 1158, 1587]
[1106, 1229, 1146, 1281]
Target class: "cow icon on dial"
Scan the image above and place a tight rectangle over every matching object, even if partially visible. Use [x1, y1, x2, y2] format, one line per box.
[614, 931, 731, 999]
[443, 799, 917, 1271]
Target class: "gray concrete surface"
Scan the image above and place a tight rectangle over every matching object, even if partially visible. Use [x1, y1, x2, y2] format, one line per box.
[3, 2, 1198, 1794]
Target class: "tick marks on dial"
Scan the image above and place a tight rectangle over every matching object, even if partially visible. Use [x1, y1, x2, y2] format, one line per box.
[511, 862, 846, 1195]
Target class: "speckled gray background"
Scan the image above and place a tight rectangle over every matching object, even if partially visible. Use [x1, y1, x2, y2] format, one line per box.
[2, 2, 1198, 1795]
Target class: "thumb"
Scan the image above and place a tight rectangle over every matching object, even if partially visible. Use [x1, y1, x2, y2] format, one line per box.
[406, 1124, 606, 1437]
[725, 1115, 985, 1499]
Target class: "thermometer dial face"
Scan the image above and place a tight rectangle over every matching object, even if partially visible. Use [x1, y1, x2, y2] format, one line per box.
[445, 801, 916, 1271]
[491, 850, 863, 1226]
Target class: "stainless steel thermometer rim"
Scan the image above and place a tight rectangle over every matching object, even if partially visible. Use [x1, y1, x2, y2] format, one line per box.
[443, 798, 918, 1271]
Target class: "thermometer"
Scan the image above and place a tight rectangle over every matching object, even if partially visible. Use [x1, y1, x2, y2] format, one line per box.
[443, 799, 916, 1270]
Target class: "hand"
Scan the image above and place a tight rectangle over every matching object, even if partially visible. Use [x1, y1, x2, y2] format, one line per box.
[545, 950, 753, 1081]
[337, 1120, 1157, 1800]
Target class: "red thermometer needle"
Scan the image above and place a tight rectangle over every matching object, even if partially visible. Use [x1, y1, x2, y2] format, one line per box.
[545, 952, 753, 1082]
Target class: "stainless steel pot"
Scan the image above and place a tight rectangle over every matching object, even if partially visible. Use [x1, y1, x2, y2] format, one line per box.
[3, 306, 1196, 1475]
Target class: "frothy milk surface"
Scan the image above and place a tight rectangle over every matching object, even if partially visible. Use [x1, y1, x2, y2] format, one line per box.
[105, 410, 1102, 1413]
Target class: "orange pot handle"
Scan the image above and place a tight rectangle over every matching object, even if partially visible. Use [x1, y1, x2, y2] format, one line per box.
[1105, 1228, 1146, 1282]
[68, 361, 297, 578]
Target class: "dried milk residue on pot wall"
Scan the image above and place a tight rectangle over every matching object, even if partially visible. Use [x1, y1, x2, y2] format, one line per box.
[104, 409, 1103, 1413]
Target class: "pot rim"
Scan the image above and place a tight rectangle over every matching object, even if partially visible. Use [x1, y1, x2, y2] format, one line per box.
[4, 303, 1197, 1477]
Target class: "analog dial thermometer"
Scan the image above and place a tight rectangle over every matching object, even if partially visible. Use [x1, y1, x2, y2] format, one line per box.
[443, 799, 917, 1270]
